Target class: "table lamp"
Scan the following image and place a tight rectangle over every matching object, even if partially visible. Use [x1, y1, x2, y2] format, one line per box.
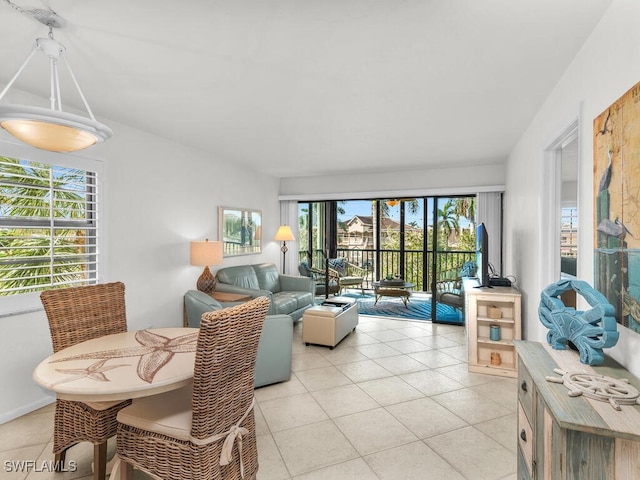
[190, 239, 223, 294]
[274, 225, 295, 274]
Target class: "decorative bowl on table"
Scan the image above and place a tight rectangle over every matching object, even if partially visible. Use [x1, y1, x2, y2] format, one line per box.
[380, 278, 405, 286]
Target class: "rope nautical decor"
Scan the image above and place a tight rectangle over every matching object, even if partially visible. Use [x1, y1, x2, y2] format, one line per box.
[546, 368, 640, 411]
[538, 279, 619, 365]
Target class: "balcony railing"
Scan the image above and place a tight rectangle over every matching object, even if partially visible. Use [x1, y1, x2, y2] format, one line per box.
[302, 248, 475, 293]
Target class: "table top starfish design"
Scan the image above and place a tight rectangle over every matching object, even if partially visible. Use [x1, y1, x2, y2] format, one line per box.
[52, 358, 131, 387]
[50, 329, 198, 383]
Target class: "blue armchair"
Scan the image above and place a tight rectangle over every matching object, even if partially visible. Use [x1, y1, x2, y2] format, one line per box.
[184, 290, 293, 388]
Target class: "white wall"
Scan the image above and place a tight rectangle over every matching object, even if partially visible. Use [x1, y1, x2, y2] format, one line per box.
[280, 162, 506, 198]
[505, 0, 640, 376]
[0, 118, 281, 424]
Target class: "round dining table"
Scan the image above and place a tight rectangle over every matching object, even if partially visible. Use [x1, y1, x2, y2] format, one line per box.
[33, 327, 199, 403]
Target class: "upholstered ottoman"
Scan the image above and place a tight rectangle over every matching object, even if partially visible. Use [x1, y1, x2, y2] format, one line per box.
[302, 297, 358, 349]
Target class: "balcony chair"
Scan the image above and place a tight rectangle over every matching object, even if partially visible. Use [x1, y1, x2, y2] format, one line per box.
[298, 261, 339, 296]
[116, 297, 269, 480]
[434, 261, 476, 312]
[40, 282, 132, 480]
[327, 257, 366, 295]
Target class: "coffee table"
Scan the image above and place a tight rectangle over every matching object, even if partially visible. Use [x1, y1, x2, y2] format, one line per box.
[372, 281, 415, 307]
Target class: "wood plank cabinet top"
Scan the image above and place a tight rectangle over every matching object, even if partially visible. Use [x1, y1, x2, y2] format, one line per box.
[515, 340, 640, 443]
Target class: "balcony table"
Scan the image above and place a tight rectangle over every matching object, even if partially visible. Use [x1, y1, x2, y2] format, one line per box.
[372, 281, 415, 307]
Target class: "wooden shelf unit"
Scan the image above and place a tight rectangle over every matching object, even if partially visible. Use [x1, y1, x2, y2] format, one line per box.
[463, 278, 521, 378]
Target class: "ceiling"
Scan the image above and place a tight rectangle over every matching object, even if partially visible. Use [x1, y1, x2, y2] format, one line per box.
[0, 0, 613, 178]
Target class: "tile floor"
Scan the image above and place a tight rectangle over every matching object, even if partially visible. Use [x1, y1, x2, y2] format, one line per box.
[0, 310, 518, 480]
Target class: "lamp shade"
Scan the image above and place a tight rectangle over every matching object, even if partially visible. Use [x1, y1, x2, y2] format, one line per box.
[274, 225, 295, 242]
[190, 240, 223, 266]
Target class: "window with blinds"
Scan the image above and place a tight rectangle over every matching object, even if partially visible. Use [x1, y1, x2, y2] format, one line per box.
[0, 156, 99, 295]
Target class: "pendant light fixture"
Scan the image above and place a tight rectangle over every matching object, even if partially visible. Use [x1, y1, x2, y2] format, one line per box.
[0, 8, 112, 152]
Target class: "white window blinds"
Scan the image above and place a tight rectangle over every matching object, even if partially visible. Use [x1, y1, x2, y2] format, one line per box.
[0, 156, 99, 295]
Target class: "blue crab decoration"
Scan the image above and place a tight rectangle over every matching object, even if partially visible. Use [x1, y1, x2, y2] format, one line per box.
[539, 279, 619, 365]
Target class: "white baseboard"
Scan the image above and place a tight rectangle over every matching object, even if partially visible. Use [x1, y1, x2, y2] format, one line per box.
[0, 395, 55, 425]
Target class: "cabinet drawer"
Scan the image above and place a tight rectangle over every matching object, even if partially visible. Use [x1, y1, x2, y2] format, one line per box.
[518, 358, 534, 422]
[518, 402, 534, 479]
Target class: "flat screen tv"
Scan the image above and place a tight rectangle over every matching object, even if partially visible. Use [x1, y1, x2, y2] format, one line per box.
[476, 223, 490, 287]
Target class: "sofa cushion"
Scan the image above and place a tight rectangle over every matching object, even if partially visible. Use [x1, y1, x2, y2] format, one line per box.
[215, 265, 260, 290]
[271, 293, 298, 315]
[253, 263, 281, 293]
[272, 291, 314, 314]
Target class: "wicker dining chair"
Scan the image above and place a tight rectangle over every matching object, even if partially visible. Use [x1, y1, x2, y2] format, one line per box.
[116, 296, 270, 480]
[40, 282, 131, 480]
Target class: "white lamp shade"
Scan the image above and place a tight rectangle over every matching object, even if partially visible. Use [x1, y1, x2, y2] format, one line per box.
[0, 105, 113, 153]
[274, 225, 295, 241]
[190, 240, 223, 266]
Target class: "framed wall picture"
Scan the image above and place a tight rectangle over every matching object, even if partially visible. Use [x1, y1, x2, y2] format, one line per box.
[594, 80, 640, 334]
[218, 207, 262, 256]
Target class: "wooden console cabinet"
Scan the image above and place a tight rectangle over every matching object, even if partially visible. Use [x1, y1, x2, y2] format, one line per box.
[463, 278, 521, 378]
[515, 340, 640, 479]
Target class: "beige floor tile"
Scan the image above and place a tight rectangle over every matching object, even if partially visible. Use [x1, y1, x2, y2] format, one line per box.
[292, 458, 378, 480]
[433, 388, 513, 425]
[438, 344, 469, 362]
[431, 324, 464, 335]
[0, 444, 47, 480]
[257, 434, 290, 480]
[373, 354, 430, 375]
[260, 393, 328, 432]
[475, 413, 518, 453]
[365, 441, 466, 480]
[336, 360, 393, 383]
[342, 331, 380, 347]
[317, 346, 369, 365]
[414, 335, 461, 349]
[442, 331, 467, 345]
[311, 384, 379, 418]
[255, 403, 270, 436]
[0, 410, 53, 452]
[383, 338, 432, 354]
[386, 397, 468, 439]
[351, 321, 390, 333]
[408, 349, 463, 368]
[400, 369, 465, 396]
[272, 420, 358, 477]
[334, 408, 417, 455]
[434, 363, 498, 387]
[472, 377, 518, 411]
[294, 366, 352, 392]
[392, 325, 434, 337]
[255, 376, 308, 403]
[354, 343, 402, 359]
[291, 352, 331, 372]
[357, 376, 423, 406]
[25, 438, 116, 480]
[426, 426, 517, 480]
[366, 330, 409, 342]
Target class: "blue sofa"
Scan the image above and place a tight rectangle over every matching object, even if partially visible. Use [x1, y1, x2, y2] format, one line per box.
[183, 290, 293, 388]
[215, 263, 314, 321]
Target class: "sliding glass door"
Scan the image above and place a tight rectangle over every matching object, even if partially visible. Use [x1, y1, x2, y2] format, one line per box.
[298, 195, 477, 322]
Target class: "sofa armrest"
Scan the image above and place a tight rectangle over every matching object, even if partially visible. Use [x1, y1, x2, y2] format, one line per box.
[184, 290, 223, 328]
[280, 274, 313, 293]
[254, 314, 293, 387]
